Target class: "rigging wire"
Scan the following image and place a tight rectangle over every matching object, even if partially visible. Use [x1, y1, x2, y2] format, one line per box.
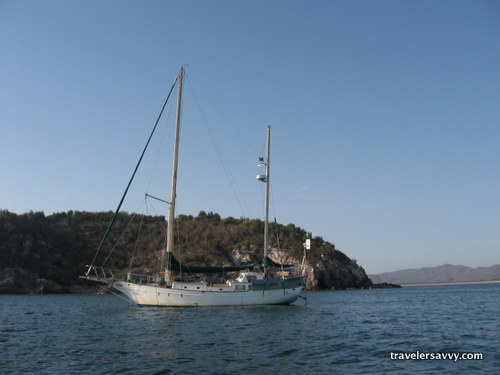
[185, 73, 251, 218]
[127, 211, 146, 274]
[174, 218, 182, 280]
[274, 217, 285, 277]
[86, 73, 179, 274]
[101, 200, 144, 267]
[143, 195, 169, 275]
[186, 74, 259, 156]
[100, 284, 131, 303]
[146, 99, 174, 196]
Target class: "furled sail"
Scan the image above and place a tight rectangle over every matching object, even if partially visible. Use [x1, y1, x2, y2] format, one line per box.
[164, 252, 253, 274]
[265, 257, 296, 271]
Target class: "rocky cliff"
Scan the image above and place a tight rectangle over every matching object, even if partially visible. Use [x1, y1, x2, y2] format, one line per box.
[231, 247, 374, 290]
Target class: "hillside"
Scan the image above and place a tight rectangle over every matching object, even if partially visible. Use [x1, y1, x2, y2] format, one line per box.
[0, 210, 375, 293]
[369, 264, 500, 285]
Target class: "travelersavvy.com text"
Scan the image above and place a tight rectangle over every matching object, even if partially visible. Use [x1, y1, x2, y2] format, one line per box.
[390, 351, 483, 361]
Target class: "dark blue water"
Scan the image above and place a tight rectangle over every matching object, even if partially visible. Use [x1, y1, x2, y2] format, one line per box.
[1, 283, 499, 374]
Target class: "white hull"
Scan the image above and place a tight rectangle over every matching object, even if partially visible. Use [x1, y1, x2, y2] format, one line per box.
[113, 281, 304, 306]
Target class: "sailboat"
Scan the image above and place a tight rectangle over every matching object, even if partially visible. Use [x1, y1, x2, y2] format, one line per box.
[82, 67, 305, 306]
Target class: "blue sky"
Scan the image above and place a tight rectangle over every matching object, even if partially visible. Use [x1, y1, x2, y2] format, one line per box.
[1, 0, 499, 274]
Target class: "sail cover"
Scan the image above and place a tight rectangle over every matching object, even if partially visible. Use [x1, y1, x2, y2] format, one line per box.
[265, 257, 296, 271]
[164, 252, 253, 274]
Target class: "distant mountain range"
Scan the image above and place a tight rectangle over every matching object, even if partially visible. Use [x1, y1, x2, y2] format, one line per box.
[369, 264, 500, 285]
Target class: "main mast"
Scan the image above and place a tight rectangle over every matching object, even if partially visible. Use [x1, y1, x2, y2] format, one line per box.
[165, 67, 184, 285]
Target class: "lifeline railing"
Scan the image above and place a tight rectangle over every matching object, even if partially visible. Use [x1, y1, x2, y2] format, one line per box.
[84, 265, 116, 281]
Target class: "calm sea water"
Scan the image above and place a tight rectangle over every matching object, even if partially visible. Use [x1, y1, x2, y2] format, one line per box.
[1, 283, 499, 375]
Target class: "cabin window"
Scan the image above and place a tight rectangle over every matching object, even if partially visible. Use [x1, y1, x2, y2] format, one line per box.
[235, 284, 246, 291]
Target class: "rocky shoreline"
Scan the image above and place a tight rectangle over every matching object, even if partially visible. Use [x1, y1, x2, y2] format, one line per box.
[0, 267, 99, 294]
[1, 249, 401, 294]
[0, 266, 401, 294]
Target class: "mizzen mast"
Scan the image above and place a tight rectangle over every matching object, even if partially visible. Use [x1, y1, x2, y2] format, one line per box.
[257, 125, 271, 276]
